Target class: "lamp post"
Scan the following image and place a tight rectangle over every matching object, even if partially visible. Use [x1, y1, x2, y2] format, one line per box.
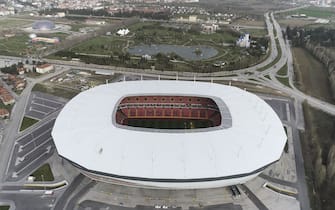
[41, 174, 46, 191]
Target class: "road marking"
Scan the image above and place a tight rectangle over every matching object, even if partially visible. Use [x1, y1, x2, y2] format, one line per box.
[15, 157, 24, 166]
[18, 127, 52, 146]
[286, 103, 291, 122]
[19, 138, 53, 159]
[31, 102, 57, 110]
[29, 108, 48, 115]
[34, 96, 64, 106]
[14, 146, 52, 175]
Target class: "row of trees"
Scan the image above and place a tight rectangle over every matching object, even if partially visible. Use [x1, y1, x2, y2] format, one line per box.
[0, 63, 21, 75]
[39, 8, 170, 20]
[286, 26, 335, 47]
[114, 11, 170, 20]
[39, 8, 111, 17]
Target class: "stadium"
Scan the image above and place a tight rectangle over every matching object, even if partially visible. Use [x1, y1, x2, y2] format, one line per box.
[52, 81, 287, 189]
[32, 20, 56, 31]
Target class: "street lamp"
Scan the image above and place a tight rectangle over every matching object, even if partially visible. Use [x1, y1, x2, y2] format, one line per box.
[41, 174, 46, 191]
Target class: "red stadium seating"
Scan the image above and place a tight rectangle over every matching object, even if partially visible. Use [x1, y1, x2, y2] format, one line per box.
[116, 96, 222, 128]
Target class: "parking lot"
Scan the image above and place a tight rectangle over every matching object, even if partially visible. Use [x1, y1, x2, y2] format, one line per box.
[6, 119, 56, 181]
[263, 97, 293, 123]
[25, 91, 67, 120]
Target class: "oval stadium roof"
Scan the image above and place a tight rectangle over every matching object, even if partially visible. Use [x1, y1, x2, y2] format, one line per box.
[52, 80, 287, 188]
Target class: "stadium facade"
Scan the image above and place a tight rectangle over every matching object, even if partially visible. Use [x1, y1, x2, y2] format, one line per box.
[52, 81, 287, 189]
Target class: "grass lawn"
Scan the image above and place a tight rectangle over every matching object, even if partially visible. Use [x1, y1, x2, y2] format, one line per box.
[0, 18, 32, 29]
[42, 32, 69, 41]
[277, 19, 315, 28]
[284, 6, 335, 19]
[20, 117, 39, 131]
[0, 32, 69, 56]
[0, 101, 12, 111]
[232, 19, 265, 27]
[69, 23, 87, 32]
[276, 76, 290, 87]
[0, 206, 10, 210]
[304, 22, 335, 30]
[277, 63, 287, 76]
[71, 36, 128, 55]
[292, 47, 334, 103]
[31, 163, 54, 181]
[0, 34, 30, 56]
[240, 28, 267, 37]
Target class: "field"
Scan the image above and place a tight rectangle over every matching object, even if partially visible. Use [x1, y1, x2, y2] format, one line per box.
[0, 18, 32, 30]
[0, 32, 69, 57]
[69, 23, 88, 32]
[240, 28, 267, 37]
[292, 47, 334, 103]
[283, 6, 335, 19]
[0, 206, 9, 210]
[304, 22, 335, 30]
[277, 19, 315, 28]
[200, 0, 290, 14]
[0, 34, 30, 56]
[231, 19, 265, 27]
[71, 36, 128, 55]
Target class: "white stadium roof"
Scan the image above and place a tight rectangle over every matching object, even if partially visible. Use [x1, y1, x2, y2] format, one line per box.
[52, 81, 286, 189]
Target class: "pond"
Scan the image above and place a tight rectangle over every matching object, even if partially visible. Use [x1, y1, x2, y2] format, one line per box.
[128, 44, 218, 61]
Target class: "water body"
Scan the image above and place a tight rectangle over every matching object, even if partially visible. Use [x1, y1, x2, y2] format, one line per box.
[128, 44, 218, 61]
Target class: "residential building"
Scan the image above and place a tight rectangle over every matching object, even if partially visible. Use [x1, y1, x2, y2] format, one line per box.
[36, 64, 54, 74]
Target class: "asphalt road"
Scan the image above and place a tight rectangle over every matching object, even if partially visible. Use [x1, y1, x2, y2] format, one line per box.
[239, 185, 268, 210]
[0, 192, 56, 210]
[53, 174, 86, 210]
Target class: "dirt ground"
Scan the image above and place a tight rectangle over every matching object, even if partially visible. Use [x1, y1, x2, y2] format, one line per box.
[292, 47, 334, 103]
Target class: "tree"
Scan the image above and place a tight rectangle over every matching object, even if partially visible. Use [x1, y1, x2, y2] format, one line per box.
[286, 26, 292, 40]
